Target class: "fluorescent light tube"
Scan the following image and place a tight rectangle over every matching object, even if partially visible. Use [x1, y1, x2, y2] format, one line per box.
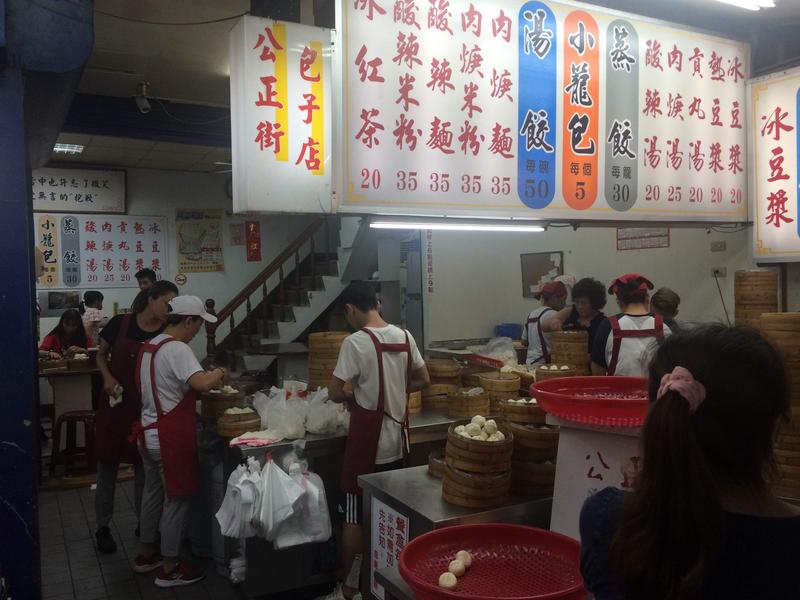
[53, 143, 85, 155]
[712, 0, 761, 10]
[369, 221, 545, 233]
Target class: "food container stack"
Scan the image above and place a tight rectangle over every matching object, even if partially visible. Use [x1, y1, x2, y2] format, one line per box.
[535, 364, 577, 381]
[479, 372, 521, 413]
[735, 269, 778, 328]
[550, 330, 590, 375]
[443, 417, 513, 508]
[501, 398, 559, 497]
[408, 391, 422, 414]
[308, 331, 349, 390]
[461, 365, 493, 388]
[760, 312, 800, 498]
[217, 407, 261, 438]
[447, 388, 490, 419]
[423, 359, 462, 410]
[201, 387, 246, 424]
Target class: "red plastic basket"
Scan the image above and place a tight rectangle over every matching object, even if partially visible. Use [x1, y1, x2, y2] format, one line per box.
[531, 376, 648, 427]
[398, 524, 585, 600]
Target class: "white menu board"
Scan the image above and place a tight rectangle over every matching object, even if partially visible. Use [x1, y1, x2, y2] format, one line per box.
[32, 168, 126, 214]
[34, 213, 167, 288]
[340, 0, 748, 222]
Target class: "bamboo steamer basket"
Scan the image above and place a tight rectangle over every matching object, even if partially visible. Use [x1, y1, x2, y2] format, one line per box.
[426, 358, 461, 379]
[422, 383, 459, 398]
[442, 465, 510, 508]
[430, 375, 461, 388]
[462, 366, 495, 388]
[308, 331, 349, 348]
[428, 449, 446, 479]
[775, 449, 800, 467]
[217, 411, 261, 438]
[447, 389, 490, 419]
[422, 394, 449, 410]
[480, 372, 521, 393]
[508, 422, 559, 462]
[535, 365, 577, 381]
[550, 331, 589, 374]
[408, 391, 422, 414]
[201, 390, 246, 422]
[445, 421, 513, 474]
[511, 461, 556, 497]
[735, 269, 778, 327]
[500, 399, 547, 425]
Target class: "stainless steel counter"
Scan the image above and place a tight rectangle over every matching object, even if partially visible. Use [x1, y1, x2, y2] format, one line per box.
[359, 466, 553, 600]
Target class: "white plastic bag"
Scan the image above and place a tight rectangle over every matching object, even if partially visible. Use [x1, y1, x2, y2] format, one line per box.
[468, 337, 517, 366]
[257, 455, 306, 541]
[216, 465, 247, 538]
[272, 471, 332, 549]
[254, 388, 307, 439]
[305, 388, 341, 435]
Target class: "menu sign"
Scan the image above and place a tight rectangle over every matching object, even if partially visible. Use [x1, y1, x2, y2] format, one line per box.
[341, 0, 748, 222]
[35, 213, 166, 288]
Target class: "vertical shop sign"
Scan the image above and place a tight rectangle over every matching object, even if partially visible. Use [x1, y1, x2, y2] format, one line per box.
[605, 19, 639, 211]
[37, 214, 60, 287]
[562, 10, 600, 210]
[517, 1, 557, 209]
[229, 16, 332, 212]
[60, 216, 81, 287]
[246, 221, 262, 262]
[370, 498, 409, 600]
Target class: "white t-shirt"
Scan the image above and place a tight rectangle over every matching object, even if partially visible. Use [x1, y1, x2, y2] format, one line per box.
[333, 325, 425, 465]
[139, 333, 204, 450]
[591, 314, 673, 377]
[522, 306, 558, 364]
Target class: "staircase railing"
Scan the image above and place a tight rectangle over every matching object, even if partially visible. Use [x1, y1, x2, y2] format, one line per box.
[204, 218, 328, 360]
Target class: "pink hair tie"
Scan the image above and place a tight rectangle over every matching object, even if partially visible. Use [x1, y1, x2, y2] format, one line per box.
[657, 366, 706, 413]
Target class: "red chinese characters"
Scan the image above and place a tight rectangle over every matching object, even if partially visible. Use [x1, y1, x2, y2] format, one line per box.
[461, 83, 482, 118]
[255, 121, 285, 153]
[492, 9, 511, 42]
[457, 120, 483, 156]
[642, 89, 663, 118]
[426, 117, 454, 154]
[459, 44, 483, 78]
[253, 27, 283, 62]
[395, 74, 419, 111]
[296, 138, 321, 171]
[393, 114, 421, 150]
[355, 45, 385, 82]
[255, 76, 282, 108]
[667, 44, 683, 72]
[728, 144, 743, 174]
[490, 68, 513, 102]
[688, 47, 704, 78]
[689, 140, 705, 171]
[666, 138, 683, 170]
[393, 0, 421, 29]
[298, 93, 320, 124]
[666, 93, 684, 121]
[427, 0, 453, 35]
[299, 47, 320, 82]
[393, 32, 422, 69]
[426, 58, 455, 94]
[355, 108, 385, 148]
[642, 135, 661, 169]
[645, 39, 664, 71]
[355, 0, 387, 21]
[761, 105, 796, 228]
[460, 3, 481, 37]
[489, 123, 513, 158]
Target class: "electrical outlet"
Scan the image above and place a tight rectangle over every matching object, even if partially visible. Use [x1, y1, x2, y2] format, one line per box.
[712, 267, 727, 277]
[711, 241, 726, 252]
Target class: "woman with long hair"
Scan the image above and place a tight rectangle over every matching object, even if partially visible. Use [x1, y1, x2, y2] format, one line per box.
[39, 309, 91, 356]
[580, 325, 800, 599]
[93, 280, 178, 554]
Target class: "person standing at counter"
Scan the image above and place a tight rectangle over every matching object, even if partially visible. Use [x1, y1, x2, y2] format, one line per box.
[131, 295, 226, 587]
[80, 290, 108, 346]
[94, 280, 178, 554]
[40, 309, 92, 356]
[136, 268, 157, 292]
[591, 274, 672, 377]
[521, 281, 568, 364]
[540, 277, 607, 353]
[580, 325, 800, 599]
[651, 287, 681, 331]
[326, 282, 430, 600]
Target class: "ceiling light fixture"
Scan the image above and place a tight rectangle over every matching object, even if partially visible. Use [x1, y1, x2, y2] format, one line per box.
[53, 143, 85, 155]
[712, 0, 775, 10]
[369, 221, 545, 233]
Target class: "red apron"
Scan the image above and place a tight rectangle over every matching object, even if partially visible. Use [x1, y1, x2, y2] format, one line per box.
[340, 329, 411, 495]
[607, 314, 666, 375]
[526, 307, 554, 363]
[131, 337, 200, 498]
[95, 314, 144, 465]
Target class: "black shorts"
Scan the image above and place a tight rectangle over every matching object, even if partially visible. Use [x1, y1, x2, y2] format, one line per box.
[337, 460, 404, 525]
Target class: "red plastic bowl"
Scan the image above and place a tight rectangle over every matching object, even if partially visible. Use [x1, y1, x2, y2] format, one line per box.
[531, 376, 649, 427]
[398, 524, 585, 600]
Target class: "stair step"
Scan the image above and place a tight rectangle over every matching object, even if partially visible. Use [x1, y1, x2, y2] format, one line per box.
[300, 275, 325, 291]
[266, 320, 280, 338]
[270, 304, 296, 322]
[286, 288, 310, 307]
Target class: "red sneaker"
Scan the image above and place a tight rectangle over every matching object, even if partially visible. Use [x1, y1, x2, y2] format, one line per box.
[132, 553, 163, 574]
[154, 561, 206, 588]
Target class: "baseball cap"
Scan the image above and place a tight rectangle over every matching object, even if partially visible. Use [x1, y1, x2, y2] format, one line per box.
[168, 295, 218, 323]
[608, 274, 654, 295]
[540, 281, 568, 299]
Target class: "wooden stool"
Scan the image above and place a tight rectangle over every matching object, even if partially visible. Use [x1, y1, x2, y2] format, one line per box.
[50, 410, 97, 476]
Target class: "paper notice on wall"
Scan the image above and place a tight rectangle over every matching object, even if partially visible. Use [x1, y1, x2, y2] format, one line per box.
[176, 209, 224, 273]
[370, 498, 409, 600]
[229, 223, 245, 246]
[424, 230, 434, 295]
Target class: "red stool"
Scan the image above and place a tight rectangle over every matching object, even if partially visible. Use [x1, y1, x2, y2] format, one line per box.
[50, 410, 97, 476]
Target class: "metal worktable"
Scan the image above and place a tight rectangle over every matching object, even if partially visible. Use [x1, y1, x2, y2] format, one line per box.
[359, 466, 553, 600]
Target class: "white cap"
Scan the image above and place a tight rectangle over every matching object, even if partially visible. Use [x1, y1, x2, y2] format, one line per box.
[168, 295, 218, 323]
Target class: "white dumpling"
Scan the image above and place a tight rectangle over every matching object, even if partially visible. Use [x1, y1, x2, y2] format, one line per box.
[471, 415, 486, 427]
[454, 425, 466, 434]
[484, 419, 498, 435]
[438, 572, 457, 589]
[560, 365, 570, 371]
[456, 550, 472, 568]
[448, 559, 466, 577]
[478, 430, 489, 441]
[494, 431, 505, 441]
[458, 431, 471, 439]
[487, 433, 501, 442]
[465, 423, 481, 436]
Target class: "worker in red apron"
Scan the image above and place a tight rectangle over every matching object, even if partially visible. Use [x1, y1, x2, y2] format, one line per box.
[522, 281, 569, 364]
[94, 280, 178, 554]
[323, 282, 430, 600]
[130, 295, 227, 588]
[590, 274, 673, 377]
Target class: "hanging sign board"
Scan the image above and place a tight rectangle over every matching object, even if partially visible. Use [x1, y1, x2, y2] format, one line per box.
[339, 0, 748, 222]
[32, 168, 126, 214]
[751, 68, 800, 261]
[229, 16, 333, 213]
[34, 213, 167, 289]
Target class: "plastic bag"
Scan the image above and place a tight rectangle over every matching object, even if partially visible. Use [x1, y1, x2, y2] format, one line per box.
[468, 337, 518, 366]
[215, 464, 246, 538]
[305, 388, 342, 435]
[254, 388, 307, 439]
[257, 455, 306, 541]
[272, 471, 332, 549]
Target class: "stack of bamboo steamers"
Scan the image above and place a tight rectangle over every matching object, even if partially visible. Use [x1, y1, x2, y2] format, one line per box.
[760, 312, 800, 499]
[423, 359, 461, 410]
[308, 332, 349, 390]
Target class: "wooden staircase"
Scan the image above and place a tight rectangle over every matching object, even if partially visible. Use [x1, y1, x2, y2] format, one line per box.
[204, 217, 354, 371]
